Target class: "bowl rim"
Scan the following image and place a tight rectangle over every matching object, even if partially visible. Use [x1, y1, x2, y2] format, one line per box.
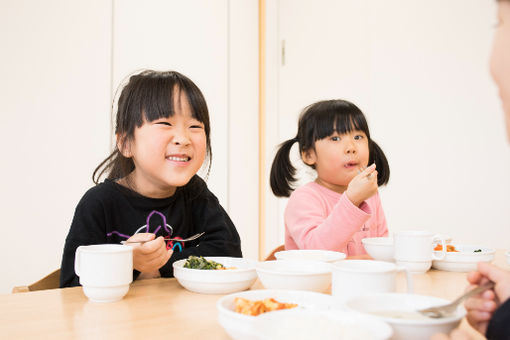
[432, 244, 496, 257]
[216, 288, 340, 320]
[274, 249, 346, 261]
[345, 292, 466, 325]
[255, 260, 333, 275]
[332, 259, 397, 273]
[173, 256, 257, 274]
[361, 237, 394, 246]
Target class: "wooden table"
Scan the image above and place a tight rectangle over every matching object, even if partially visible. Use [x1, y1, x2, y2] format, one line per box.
[1, 250, 508, 339]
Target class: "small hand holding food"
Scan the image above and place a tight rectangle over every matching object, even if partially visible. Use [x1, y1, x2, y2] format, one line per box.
[346, 163, 378, 207]
[463, 262, 510, 334]
[126, 233, 173, 276]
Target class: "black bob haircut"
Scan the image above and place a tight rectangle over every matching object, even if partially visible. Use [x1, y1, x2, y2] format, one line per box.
[270, 99, 390, 197]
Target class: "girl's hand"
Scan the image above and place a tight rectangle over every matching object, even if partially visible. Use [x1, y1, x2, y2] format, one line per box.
[126, 233, 173, 274]
[345, 163, 378, 207]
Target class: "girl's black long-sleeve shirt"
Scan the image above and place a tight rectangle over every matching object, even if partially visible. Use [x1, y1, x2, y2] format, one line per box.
[60, 175, 242, 287]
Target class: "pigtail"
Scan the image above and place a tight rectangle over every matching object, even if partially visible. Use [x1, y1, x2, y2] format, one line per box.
[270, 138, 299, 197]
[369, 140, 390, 186]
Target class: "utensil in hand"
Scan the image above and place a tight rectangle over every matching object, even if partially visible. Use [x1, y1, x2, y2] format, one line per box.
[121, 232, 205, 245]
[417, 281, 495, 318]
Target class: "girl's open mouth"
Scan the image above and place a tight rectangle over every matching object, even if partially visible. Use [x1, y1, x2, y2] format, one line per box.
[167, 155, 191, 162]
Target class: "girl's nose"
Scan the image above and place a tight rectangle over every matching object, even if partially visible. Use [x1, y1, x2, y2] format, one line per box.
[172, 128, 191, 146]
[345, 138, 357, 154]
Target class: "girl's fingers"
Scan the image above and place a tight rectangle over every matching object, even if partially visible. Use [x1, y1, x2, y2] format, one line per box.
[361, 163, 376, 175]
[139, 236, 166, 254]
[127, 232, 155, 243]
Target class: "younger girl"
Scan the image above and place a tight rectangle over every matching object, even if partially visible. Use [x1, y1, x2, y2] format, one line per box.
[60, 70, 242, 287]
[270, 99, 390, 256]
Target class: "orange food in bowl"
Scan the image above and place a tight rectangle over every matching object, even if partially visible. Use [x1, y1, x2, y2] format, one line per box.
[234, 297, 298, 316]
[434, 244, 459, 252]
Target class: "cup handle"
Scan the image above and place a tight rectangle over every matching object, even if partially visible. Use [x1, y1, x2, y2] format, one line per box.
[74, 246, 83, 277]
[432, 235, 447, 260]
[396, 265, 414, 293]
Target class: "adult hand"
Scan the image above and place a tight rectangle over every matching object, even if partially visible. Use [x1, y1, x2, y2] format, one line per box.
[430, 329, 472, 340]
[345, 163, 378, 207]
[464, 262, 510, 334]
[126, 233, 173, 274]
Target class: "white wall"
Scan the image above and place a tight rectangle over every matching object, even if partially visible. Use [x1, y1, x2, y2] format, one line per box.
[264, 0, 510, 253]
[0, 0, 259, 294]
[1, 0, 112, 294]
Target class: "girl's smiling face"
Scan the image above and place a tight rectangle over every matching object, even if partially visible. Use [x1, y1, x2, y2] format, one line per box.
[120, 90, 207, 198]
[302, 130, 370, 193]
[490, 0, 510, 141]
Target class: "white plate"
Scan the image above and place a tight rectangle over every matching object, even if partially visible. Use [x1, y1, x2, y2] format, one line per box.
[173, 257, 257, 294]
[432, 244, 495, 272]
[216, 289, 344, 340]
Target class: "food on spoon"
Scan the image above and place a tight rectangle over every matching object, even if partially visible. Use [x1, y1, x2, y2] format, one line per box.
[183, 256, 236, 270]
[234, 297, 298, 316]
[474, 249, 482, 253]
[434, 244, 459, 252]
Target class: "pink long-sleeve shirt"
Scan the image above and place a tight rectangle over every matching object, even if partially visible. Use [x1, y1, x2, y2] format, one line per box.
[284, 182, 388, 256]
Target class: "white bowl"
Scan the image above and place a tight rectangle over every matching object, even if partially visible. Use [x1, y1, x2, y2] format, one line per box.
[362, 237, 394, 262]
[256, 308, 393, 340]
[173, 257, 257, 294]
[346, 293, 466, 340]
[256, 260, 332, 292]
[274, 249, 346, 263]
[432, 244, 495, 272]
[216, 289, 344, 340]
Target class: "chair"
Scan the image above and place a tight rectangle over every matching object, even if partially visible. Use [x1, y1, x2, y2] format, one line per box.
[12, 269, 61, 293]
[264, 244, 285, 261]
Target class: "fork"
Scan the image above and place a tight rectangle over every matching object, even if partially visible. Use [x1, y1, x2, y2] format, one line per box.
[121, 232, 205, 245]
[417, 281, 495, 318]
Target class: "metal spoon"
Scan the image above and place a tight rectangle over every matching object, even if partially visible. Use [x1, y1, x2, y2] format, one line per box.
[121, 232, 205, 245]
[417, 281, 495, 318]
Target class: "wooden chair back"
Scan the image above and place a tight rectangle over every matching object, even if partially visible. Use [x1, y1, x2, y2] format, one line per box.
[263, 244, 285, 261]
[12, 269, 61, 293]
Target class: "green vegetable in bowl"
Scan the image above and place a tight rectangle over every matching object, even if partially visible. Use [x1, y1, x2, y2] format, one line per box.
[474, 249, 482, 253]
[183, 256, 226, 270]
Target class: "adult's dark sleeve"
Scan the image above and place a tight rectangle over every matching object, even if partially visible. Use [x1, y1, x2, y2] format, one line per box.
[159, 187, 242, 277]
[486, 298, 510, 340]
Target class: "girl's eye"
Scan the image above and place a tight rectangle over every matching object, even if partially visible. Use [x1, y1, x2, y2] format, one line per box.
[190, 124, 204, 129]
[354, 135, 364, 140]
[156, 122, 172, 126]
[331, 136, 340, 141]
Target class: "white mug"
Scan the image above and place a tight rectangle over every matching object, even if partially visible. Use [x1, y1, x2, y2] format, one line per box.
[75, 244, 133, 302]
[331, 260, 413, 301]
[393, 230, 447, 273]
